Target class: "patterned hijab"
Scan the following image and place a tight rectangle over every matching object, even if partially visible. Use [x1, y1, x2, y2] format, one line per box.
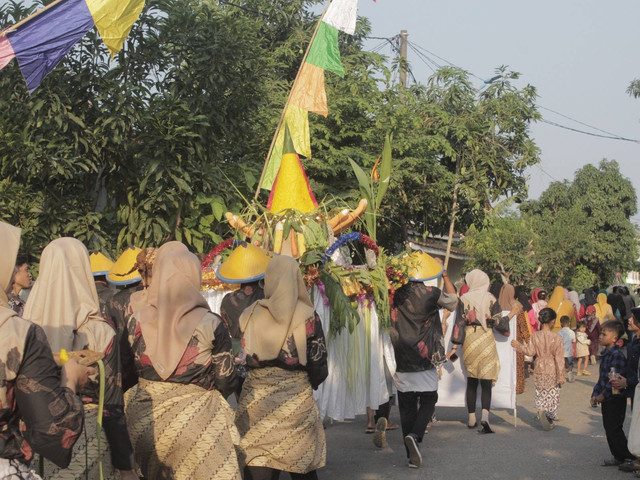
[137, 243, 210, 380]
[239, 255, 313, 366]
[460, 269, 493, 331]
[24, 238, 111, 353]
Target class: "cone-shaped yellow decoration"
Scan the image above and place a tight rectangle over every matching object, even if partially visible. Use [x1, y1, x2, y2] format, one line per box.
[406, 251, 444, 282]
[90, 252, 114, 276]
[267, 123, 318, 214]
[107, 246, 142, 285]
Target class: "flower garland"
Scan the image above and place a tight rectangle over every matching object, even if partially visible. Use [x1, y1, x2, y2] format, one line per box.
[322, 232, 379, 263]
[200, 238, 234, 269]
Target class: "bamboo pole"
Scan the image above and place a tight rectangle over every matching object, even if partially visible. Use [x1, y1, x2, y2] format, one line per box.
[0, 0, 67, 37]
[443, 157, 461, 270]
[253, 0, 333, 200]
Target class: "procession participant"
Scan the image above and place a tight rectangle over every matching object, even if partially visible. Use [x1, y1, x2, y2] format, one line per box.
[125, 243, 241, 480]
[390, 252, 461, 468]
[514, 287, 533, 393]
[547, 286, 576, 331]
[460, 269, 522, 434]
[23, 238, 137, 480]
[512, 308, 565, 430]
[529, 289, 548, 332]
[0, 222, 90, 480]
[8, 254, 31, 316]
[89, 251, 115, 315]
[236, 255, 328, 480]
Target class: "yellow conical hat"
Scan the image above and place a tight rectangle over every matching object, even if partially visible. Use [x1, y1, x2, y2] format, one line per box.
[216, 243, 275, 284]
[107, 247, 142, 285]
[90, 252, 114, 276]
[267, 123, 318, 214]
[406, 251, 444, 282]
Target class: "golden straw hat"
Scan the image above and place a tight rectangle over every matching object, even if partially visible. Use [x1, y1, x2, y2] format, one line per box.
[89, 252, 114, 276]
[216, 243, 275, 284]
[107, 246, 142, 285]
[406, 251, 444, 282]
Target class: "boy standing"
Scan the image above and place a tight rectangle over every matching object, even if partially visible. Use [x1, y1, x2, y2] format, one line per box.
[558, 316, 576, 382]
[591, 320, 635, 466]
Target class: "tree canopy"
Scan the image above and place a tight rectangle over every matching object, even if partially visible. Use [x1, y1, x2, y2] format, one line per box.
[1, 0, 542, 262]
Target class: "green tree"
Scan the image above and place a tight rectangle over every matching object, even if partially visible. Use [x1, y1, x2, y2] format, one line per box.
[628, 78, 640, 98]
[521, 159, 638, 286]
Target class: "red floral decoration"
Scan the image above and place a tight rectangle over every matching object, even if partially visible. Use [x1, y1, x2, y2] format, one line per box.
[201, 238, 234, 269]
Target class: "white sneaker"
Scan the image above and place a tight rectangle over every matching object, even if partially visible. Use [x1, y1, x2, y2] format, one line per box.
[404, 434, 422, 467]
[408, 461, 419, 469]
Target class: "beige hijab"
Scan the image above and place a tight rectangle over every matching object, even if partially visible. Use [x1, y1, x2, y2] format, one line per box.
[240, 255, 313, 366]
[137, 243, 210, 380]
[23, 237, 112, 353]
[460, 269, 493, 331]
[498, 284, 517, 312]
[0, 221, 21, 324]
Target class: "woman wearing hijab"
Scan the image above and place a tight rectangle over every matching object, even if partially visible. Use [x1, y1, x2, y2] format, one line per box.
[546, 286, 576, 332]
[124, 242, 240, 479]
[0, 223, 91, 479]
[236, 255, 328, 480]
[568, 290, 584, 322]
[529, 289, 548, 333]
[514, 287, 533, 393]
[460, 270, 522, 433]
[592, 293, 616, 363]
[23, 238, 136, 480]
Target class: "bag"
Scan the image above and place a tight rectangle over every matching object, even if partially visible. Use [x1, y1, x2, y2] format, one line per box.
[629, 383, 640, 456]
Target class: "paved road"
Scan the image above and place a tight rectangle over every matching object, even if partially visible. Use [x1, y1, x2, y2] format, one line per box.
[318, 371, 635, 479]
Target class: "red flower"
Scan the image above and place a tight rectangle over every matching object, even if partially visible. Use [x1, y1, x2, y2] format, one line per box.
[20, 439, 32, 460]
[417, 341, 429, 358]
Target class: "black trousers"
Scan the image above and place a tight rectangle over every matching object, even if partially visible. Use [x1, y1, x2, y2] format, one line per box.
[602, 396, 634, 461]
[374, 401, 390, 423]
[397, 390, 438, 456]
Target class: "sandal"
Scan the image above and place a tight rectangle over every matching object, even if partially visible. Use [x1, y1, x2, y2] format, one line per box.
[386, 422, 399, 431]
[601, 457, 623, 467]
[365, 427, 375, 434]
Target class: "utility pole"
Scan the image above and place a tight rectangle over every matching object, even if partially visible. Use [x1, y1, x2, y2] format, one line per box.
[399, 30, 408, 88]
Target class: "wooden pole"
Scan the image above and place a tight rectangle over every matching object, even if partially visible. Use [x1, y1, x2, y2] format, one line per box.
[254, 0, 333, 200]
[399, 30, 408, 88]
[0, 0, 67, 37]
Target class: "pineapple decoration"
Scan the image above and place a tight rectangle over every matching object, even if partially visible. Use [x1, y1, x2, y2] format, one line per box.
[225, 123, 368, 259]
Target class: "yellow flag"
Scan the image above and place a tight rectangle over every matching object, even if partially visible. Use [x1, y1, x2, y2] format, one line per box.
[86, 0, 146, 58]
[289, 63, 328, 117]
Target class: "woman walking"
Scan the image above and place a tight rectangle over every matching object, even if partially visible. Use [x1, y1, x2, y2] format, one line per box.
[236, 255, 328, 480]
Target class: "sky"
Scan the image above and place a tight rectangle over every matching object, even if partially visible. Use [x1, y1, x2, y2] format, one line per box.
[355, 0, 640, 220]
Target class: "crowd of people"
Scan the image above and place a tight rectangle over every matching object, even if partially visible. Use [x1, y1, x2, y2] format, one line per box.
[2, 218, 640, 478]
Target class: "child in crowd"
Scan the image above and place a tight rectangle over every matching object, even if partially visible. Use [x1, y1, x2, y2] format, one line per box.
[558, 316, 576, 382]
[512, 308, 565, 431]
[575, 322, 591, 376]
[590, 320, 635, 466]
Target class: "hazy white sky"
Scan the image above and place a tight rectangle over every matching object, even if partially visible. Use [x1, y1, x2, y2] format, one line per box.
[356, 0, 640, 219]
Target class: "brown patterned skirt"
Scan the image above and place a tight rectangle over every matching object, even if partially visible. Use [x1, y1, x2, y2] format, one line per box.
[236, 367, 326, 473]
[125, 378, 241, 480]
[462, 325, 500, 381]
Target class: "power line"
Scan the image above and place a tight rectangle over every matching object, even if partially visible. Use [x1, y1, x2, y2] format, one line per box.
[365, 34, 640, 146]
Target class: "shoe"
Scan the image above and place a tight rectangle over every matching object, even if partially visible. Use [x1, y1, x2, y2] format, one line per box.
[601, 457, 623, 467]
[404, 434, 422, 468]
[478, 421, 494, 434]
[408, 461, 419, 469]
[538, 410, 552, 431]
[619, 460, 639, 472]
[582, 370, 591, 376]
[467, 422, 477, 429]
[373, 417, 387, 448]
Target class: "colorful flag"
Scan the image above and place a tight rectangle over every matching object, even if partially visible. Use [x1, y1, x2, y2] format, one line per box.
[260, 0, 358, 190]
[267, 123, 318, 214]
[0, 0, 145, 93]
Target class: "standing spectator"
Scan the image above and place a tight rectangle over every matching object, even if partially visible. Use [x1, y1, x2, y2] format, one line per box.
[389, 253, 461, 468]
[590, 320, 634, 466]
[575, 322, 592, 376]
[512, 308, 565, 430]
[557, 316, 576, 382]
[610, 307, 640, 409]
[8, 255, 31, 316]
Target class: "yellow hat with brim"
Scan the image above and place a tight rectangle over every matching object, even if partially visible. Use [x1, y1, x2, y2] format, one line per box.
[90, 252, 114, 276]
[216, 243, 275, 284]
[107, 247, 142, 285]
[406, 251, 444, 282]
